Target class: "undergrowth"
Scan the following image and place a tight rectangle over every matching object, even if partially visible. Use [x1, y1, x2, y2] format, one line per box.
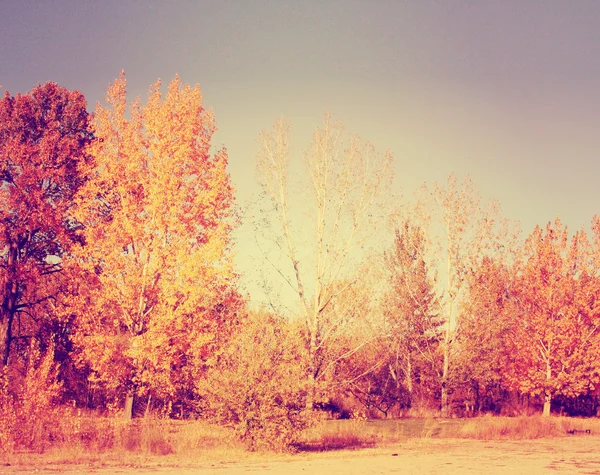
[2, 413, 246, 466]
[4, 410, 600, 467]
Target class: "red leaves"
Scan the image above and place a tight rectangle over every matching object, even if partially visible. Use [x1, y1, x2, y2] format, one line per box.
[471, 219, 600, 412]
[0, 83, 92, 368]
[0, 83, 92, 238]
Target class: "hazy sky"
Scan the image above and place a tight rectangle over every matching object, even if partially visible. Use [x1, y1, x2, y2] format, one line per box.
[2, 1, 600, 301]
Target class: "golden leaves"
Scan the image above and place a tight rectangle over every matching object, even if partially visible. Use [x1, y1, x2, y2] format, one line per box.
[72, 73, 238, 399]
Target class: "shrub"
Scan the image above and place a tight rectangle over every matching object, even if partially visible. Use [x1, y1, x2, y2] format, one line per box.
[0, 341, 62, 453]
[198, 311, 315, 452]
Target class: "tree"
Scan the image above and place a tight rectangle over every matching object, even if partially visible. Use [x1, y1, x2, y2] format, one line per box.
[255, 115, 393, 407]
[318, 262, 393, 417]
[455, 256, 516, 414]
[72, 73, 239, 418]
[0, 83, 92, 369]
[383, 221, 442, 410]
[508, 219, 600, 416]
[332, 335, 410, 418]
[410, 174, 514, 417]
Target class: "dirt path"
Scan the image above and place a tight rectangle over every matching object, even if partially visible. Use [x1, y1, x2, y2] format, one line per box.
[3, 437, 600, 475]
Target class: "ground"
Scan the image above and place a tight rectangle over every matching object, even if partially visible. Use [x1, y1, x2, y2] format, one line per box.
[3, 436, 600, 475]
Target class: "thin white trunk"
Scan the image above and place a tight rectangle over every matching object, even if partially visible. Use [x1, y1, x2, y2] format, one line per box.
[543, 350, 552, 417]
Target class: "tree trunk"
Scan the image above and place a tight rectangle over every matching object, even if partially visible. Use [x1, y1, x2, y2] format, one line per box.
[305, 309, 318, 411]
[542, 352, 552, 417]
[306, 372, 315, 410]
[1, 244, 19, 368]
[543, 391, 552, 417]
[0, 316, 12, 368]
[440, 339, 450, 418]
[145, 394, 152, 418]
[306, 336, 317, 410]
[441, 237, 453, 419]
[405, 353, 413, 394]
[124, 392, 135, 420]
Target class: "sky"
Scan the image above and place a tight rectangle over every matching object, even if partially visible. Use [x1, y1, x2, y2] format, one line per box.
[2, 0, 600, 303]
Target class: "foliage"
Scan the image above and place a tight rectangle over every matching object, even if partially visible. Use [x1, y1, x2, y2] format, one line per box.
[334, 340, 412, 418]
[198, 311, 315, 452]
[7, 73, 600, 453]
[382, 221, 443, 410]
[456, 218, 600, 416]
[506, 219, 600, 415]
[0, 341, 62, 453]
[71, 73, 239, 414]
[454, 257, 515, 414]
[407, 173, 516, 416]
[0, 82, 92, 369]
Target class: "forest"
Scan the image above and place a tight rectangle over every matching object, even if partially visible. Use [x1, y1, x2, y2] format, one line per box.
[1, 74, 600, 454]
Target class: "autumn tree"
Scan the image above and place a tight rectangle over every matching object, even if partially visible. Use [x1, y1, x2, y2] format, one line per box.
[0, 83, 92, 370]
[382, 221, 442, 410]
[408, 174, 515, 417]
[317, 261, 393, 416]
[255, 115, 393, 408]
[508, 219, 600, 416]
[72, 74, 239, 418]
[332, 334, 408, 418]
[335, 221, 442, 418]
[455, 256, 516, 414]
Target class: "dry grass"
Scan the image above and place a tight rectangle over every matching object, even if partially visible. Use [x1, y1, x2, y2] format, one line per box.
[456, 415, 600, 440]
[296, 419, 380, 451]
[5, 411, 600, 470]
[3, 413, 250, 468]
[296, 414, 600, 451]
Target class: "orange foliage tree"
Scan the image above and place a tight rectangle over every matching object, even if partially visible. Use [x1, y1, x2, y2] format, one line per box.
[456, 256, 516, 414]
[508, 219, 600, 416]
[0, 83, 92, 370]
[72, 74, 239, 417]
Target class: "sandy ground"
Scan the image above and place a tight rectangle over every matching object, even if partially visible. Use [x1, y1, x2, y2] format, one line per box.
[3, 436, 600, 475]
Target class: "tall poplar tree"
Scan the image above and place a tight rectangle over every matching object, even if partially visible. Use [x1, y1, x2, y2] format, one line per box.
[255, 115, 393, 408]
[73, 74, 238, 417]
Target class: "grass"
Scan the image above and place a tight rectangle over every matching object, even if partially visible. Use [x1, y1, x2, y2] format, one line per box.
[297, 415, 600, 451]
[4, 412, 600, 469]
[457, 415, 600, 440]
[3, 415, 249, 468]
[296, 418, 380, 451]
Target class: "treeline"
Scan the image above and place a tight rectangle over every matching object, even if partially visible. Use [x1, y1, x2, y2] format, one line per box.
[1, 75, 600, 452]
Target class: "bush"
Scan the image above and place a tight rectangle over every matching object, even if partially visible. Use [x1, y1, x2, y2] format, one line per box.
[0, 341, 62, 454]
[198, 311, 315, 451]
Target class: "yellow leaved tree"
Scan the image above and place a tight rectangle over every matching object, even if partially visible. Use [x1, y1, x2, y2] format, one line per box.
[72, 73, 239, 418]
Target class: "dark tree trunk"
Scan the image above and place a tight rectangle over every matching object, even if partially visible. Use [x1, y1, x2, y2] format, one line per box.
[1, 242, 19, 368]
